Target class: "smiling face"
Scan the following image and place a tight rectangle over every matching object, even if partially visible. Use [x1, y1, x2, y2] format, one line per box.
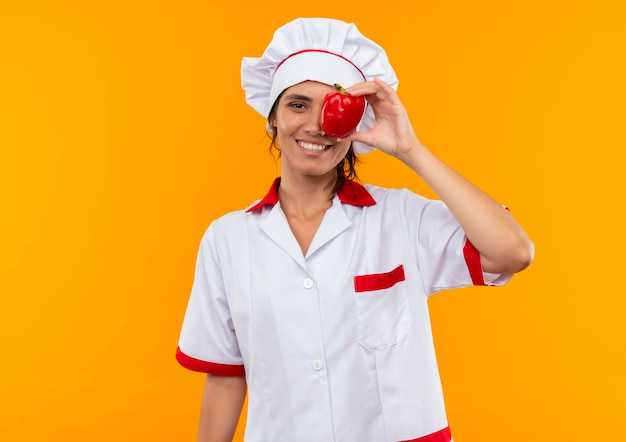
[269, 81, 352, 181]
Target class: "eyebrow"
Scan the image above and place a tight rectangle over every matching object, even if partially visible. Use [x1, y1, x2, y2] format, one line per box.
[283, 94, 312, 102]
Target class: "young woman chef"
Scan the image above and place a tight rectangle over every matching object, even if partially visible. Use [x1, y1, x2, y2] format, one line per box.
[177, 17, 534, 442]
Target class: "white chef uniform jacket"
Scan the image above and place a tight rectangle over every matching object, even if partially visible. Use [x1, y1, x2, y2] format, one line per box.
[177, 178, 512, 442]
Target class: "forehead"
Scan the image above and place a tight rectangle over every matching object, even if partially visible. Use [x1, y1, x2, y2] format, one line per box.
[281, 80, 335, 99]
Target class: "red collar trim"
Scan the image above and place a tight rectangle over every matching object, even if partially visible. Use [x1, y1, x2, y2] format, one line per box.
[245, 178, 376, 213]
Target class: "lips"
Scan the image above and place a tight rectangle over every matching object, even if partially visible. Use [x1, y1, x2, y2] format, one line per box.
[298, 140, 330, 152]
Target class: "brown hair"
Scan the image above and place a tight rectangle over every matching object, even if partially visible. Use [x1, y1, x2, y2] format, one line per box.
[267, 93, 360, 195]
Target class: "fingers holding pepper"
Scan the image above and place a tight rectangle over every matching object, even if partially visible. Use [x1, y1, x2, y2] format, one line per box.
[343, 78, 421, 157]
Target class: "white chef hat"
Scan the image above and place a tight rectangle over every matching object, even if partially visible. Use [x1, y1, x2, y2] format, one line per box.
[241, 17, 398, 154]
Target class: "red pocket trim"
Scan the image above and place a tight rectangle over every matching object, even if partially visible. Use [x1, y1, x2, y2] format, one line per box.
[354, 264, 405, 292]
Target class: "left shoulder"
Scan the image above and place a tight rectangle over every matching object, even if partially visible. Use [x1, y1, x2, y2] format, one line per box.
[361, 183, 432, 207]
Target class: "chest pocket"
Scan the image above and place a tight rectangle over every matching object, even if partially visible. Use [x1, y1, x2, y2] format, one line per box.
[353, 264, 412, 352]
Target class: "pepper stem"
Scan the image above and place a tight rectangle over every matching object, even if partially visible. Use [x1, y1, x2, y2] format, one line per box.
[333, 83, 347, 94]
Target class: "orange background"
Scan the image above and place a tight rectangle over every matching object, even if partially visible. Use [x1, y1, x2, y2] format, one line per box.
[1, 1, 625, 441]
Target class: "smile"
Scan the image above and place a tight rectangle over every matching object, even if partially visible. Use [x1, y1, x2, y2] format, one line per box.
[298, 141, 330, 152]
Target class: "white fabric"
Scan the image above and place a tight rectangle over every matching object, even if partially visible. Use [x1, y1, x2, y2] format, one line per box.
[241, 17, 399, 154]
[270, 50, 366, 116]
[178, 183, 512, 441]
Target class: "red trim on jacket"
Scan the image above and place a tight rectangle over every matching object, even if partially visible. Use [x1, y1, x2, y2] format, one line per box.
[463, 238, 486, 286]
[399, 425, 452, 442]
[176, 347, 245, 376]
[462, 206, 511, 286]
[245, 177, 376, 213]
[354, 265, 405, 292]
[276, 49, 367, 81]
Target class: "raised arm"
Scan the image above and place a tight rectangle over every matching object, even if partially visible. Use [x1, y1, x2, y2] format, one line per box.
[346, 78, 534, 274]
[197, 374, 247, 442]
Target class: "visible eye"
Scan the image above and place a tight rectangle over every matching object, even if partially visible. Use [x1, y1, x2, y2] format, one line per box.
[288, 102, 307, 111]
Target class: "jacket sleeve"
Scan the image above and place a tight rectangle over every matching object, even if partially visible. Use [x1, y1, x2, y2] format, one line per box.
[176, 224, 245, 376]
[402, 190, 513, 294]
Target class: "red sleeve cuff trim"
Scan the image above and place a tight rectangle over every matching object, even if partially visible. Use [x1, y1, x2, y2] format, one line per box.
[463, 238, 486, 286]
[176, 347, 245, 376]
[399, 425, 451, 442]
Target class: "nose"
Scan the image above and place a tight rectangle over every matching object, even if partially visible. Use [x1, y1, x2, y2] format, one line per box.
[304, 111, 325, 136]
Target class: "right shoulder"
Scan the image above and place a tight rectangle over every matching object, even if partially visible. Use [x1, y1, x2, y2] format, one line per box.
[201, 198, 271, 245]
[200, 179, 279, 243]
[203, 208, 249, 239]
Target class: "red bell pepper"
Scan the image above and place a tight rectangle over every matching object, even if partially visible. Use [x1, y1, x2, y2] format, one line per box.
[320, 83, 366, 138]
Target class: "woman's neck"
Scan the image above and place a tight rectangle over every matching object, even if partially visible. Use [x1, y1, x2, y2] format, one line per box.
[278, 171, 336, 218]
